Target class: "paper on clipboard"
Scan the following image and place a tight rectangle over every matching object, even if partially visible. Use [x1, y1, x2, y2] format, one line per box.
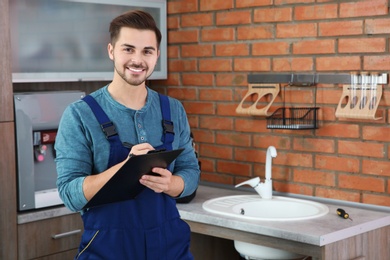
[83, 148, 184, 209]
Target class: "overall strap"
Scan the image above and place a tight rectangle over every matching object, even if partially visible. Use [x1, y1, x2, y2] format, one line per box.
[158, 93, 174, 151]
[82, 95, 126, 168]
[82, 95, 119, 139]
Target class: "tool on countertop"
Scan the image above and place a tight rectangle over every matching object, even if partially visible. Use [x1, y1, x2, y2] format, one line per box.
[337, 208, 353, 221]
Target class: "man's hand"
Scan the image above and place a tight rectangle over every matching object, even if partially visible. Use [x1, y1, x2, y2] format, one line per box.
[129, 143, 154, 157]
[139, 168, 184, 197]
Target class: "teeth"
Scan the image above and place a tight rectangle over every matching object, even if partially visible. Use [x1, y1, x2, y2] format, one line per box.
[129, 67, 143, 72]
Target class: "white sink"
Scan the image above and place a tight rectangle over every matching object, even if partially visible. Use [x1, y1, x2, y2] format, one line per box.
[203, 195, 329, 259]
[202, 195, 329, 221]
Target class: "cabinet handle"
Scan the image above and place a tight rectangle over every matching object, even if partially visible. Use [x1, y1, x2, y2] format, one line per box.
[51, 229, 82, 239]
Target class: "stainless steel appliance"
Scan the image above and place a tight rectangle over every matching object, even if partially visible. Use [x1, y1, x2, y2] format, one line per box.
[14, 91, 85, 211]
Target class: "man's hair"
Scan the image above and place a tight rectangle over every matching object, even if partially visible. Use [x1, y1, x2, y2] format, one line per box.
[109, 10, 162, 49]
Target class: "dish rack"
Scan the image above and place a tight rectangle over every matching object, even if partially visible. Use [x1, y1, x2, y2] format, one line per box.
[267, 107, 319, 129]
[266, 82, 319, 130]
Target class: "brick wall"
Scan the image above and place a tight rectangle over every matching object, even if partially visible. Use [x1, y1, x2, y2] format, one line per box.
[154, 0, 390, 207]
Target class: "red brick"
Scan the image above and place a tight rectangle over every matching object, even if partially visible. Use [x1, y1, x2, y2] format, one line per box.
[167, 16, 179, 29]
[234, 147, 267, 163]
[216, 43, 249, 57]
[169, 30, 199, 44]
[182, 73, 214, 86]
[273, 182, 314, 196]
[201, 28, 235, 42]
[237, 0, 273, 8]
[187, 115, 198, 128]
[168, 0, 198, 14]
[199, 59, 232, 72]
[168, 59, 197, 72]
[181, 44, 213, 58]
[293, 39, 335, 54]
[316, 123, 360, 138]
[234, 118, 268, 133]
[338, 174, 385, 192]
[216, 74, 247, 87]
[256, 165, 291, 182]
[191, 129, 215, 144]
[338, 140, 384, 158]
[253, 42, 290, 56]
[217, 161, 252, 176]
[363, 193, 390, 207]
[315, 155, 359, 172]
[200, 116, 233, 131]
[364, 55, 390, 71]
[167, 46, 179, 58]
[201, 172, 234, 185]
[215, 103, 241, 117]
[275, 0, 314, 4]
[295, 4, 337, 20]
[363, 126, 390, 142]
[281, 88, 315, 103]
[199, 143, 233, 160]
[181, 13, 213, 27]
[182, 101, 214, 115]
[340, 0, 388, 18]
[316, 88, 341, 105]
[200, 0, 234, 11]
[276, 152, 313, 168]
[154, 73, 180, 86]
[216, 132, 251, 147]
[167, 87, 197, 100]
[277, 23, 317, 38]
[273, 57, 313, 71]
[339, 38, 386, 53]
[253, 135, 291, 150]
[294, 169, 336, 186]
[365, 18, 390, 34]
[234, 58, 271, 72]
[315, 187, 360, 202]
[201, 89, 232, 102]
[198, 158, 215, 173]
[216, 10, 252, 25]
[319, 21, 363, 36]
[319, 107, 337, 122]
[294, 138, 335, 153]
[237, 25, 274, 40]
[362, 159, 390, 177]
[316, 56, 361, 71]
[254, 7, 292, 23]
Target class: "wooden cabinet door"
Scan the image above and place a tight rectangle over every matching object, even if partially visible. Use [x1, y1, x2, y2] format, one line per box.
[18, 214, 83, 260]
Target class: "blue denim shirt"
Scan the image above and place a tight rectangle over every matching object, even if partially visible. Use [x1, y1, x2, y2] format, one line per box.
[55, 86, 200, 212]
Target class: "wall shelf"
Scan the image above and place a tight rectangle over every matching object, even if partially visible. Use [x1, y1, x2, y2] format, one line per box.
[248, 73, 388, 85]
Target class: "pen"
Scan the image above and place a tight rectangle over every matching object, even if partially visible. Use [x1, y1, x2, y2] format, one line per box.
[123, 142, 135, 158]
[123, 142, 134, 149]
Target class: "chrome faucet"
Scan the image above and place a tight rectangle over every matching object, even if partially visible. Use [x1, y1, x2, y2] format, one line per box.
[235, 146, 277, 199]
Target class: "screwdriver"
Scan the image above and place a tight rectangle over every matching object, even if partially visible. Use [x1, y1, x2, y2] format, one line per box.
[336, 208, 353, 221]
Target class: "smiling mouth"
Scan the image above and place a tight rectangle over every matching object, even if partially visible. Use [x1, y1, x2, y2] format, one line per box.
[128, 67, 145, 73]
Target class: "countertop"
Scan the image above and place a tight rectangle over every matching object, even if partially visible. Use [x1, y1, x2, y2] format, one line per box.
[177, 183, 390, 247]
[18, 183, 390, 247]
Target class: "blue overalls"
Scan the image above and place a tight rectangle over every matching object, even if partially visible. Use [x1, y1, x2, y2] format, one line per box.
[76, 94, 193, 260]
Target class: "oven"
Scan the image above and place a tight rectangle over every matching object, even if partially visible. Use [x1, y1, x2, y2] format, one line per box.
[14, 91, 85, 211]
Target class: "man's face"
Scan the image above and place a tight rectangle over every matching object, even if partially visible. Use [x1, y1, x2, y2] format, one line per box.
[108, 27, 160, 86]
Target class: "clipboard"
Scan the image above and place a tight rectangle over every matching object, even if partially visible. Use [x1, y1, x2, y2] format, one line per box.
[83, 148, 184, 209]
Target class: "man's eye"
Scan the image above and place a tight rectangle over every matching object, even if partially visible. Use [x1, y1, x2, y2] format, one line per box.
[124, 48, 134, 53]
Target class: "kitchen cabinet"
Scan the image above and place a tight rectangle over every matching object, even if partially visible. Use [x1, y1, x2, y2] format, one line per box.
[18, 213, 83, 259]
[0, 0, 18, 259]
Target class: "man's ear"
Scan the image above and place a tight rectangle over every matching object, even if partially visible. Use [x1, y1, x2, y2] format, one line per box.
[107, 43, 114, 60]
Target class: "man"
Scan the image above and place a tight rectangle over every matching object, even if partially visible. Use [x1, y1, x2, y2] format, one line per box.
[55, 10, 200, 259]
